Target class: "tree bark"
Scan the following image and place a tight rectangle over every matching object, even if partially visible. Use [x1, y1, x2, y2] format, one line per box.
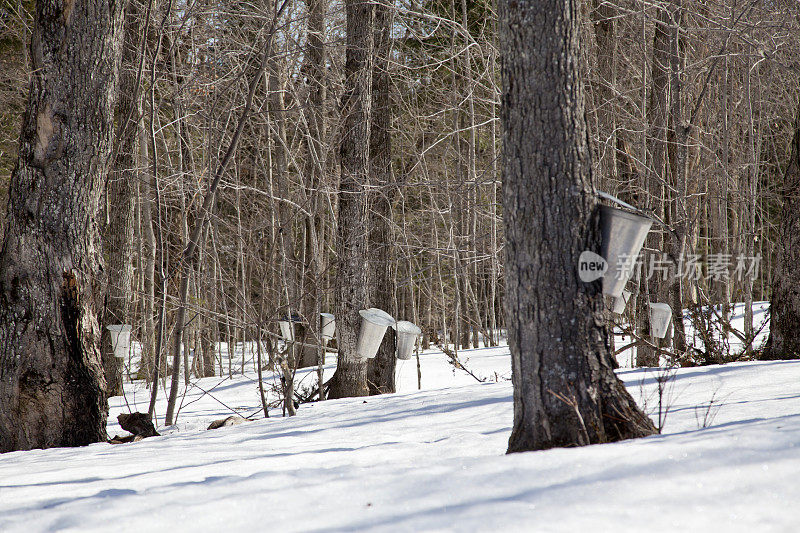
[328, 0, 375, 399]
[102, 0, 144, 397]
[500, 0, 656, 452]
[636, 2, 672, 367]
[664, 0, 690, 356]
[763, 101, 800, 360]
[366, 0, 397, 395]
[0, 0, 123, 452]
[590, 0, 617, 191]
[303, 0, 329, 397]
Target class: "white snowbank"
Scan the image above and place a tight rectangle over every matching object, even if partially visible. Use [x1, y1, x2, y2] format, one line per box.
[1, 344, 799, 532]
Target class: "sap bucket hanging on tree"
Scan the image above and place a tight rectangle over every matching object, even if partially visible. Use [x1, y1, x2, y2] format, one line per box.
[648, 303, 672, 339]
[106, 324, 132, 360]
[320, 313, 336, 343]
[356, 308, 395, 360]
[278, 314, 303, 342]
[598, 194, 653, 298]
[612, 290, 632, 315]
[393, 321, 422, 360]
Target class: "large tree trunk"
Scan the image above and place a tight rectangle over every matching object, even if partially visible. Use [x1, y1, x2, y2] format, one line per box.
[763, 102, 800, 360]
[500, 0, 656, 452]
[0, 0, 123, 452]
[328, 0, 375, 399]
[366, 0, 397, 395]
[102, 0, 144, 397]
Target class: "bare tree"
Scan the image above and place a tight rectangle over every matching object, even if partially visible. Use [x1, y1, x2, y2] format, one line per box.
[328, 0, 375, 399]
[500, 0, 656, 452]
[763, 100, 800, 360]
[367, 0, 397, 395]
[102, 0, 147, 397]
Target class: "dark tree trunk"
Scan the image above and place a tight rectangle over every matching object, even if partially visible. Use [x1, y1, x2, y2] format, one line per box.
[637, 2, 673, 367]
[590, 0, 617, 192]
[0, 0, 123, 452]
[367, 0, 397, 396]
[500, 0, 656, 453]
[664, 0, 690, 356]
[102, 0, 144, 397]
[304, 0, 328, 397]
[763, 102, 800, 360]
[328, 0, 375, 399]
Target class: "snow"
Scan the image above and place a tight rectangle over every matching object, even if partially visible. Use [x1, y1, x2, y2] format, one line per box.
[2, 341, 800, 532]
[614, 301, 771, 367]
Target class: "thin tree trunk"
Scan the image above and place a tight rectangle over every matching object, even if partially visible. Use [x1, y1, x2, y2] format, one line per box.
[637, 2, 672, 366]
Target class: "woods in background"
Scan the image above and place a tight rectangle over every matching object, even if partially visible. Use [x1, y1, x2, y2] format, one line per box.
[0, 0, 799, 450]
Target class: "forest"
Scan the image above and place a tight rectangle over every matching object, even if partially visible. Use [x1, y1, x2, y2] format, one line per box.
[1, 0, 800, 529]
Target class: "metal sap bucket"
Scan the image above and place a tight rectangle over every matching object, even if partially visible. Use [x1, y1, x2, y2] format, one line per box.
[278, 314, 303, 341]
[600, 205, 653, 298]
[612, 290, 632, 314]
[648, 303, 672, 339]
[393, 321, 422, 360]
[106, 324, 132, 360]
[320, 313, 336, 343]
[356, 308, 395, 360]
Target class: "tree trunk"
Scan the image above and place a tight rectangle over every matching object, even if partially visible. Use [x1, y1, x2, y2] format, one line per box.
[367, 0, 397, 395]
[590, 0, 617, 191]
[139, 117, 156, 380]
[102, 0, 144, 397]
[500, 0, 656, 452]
[328, 0, 375, 399]
[635, 3, 673, 367]
[0, 0, 123, 452]
[303, 0, 328, 398]
[763, 101, 800, 360]
[664, 0, 689, 356]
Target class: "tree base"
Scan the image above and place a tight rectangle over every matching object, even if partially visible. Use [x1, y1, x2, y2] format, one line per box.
[327, 356, 368, 399]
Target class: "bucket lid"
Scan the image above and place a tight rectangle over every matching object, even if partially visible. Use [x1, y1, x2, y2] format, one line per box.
[392, 320, 421, 336]
[320, 312, 335, 320]
[359, 308, 395, 327]
[279, 313, 303, 323]
[106, 324, 132, 333]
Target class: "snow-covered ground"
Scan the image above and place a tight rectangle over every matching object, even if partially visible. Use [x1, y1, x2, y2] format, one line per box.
[2, 340, 800, 532]
[613, 300, 771, 367]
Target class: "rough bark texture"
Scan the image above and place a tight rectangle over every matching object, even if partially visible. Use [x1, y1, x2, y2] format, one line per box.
[0, 0, 123, 452]
[328, 0, 374, 399]
[590, 0, 617, 191]
[367, 0, 397, 396]
[102, 0, 143, 396]
[763, 103, 800, 360]
[636, 2, 672, 367]
[664, 0, 690, 356]
[304, 0, 328, 396]
[500, 0, 656, 452]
